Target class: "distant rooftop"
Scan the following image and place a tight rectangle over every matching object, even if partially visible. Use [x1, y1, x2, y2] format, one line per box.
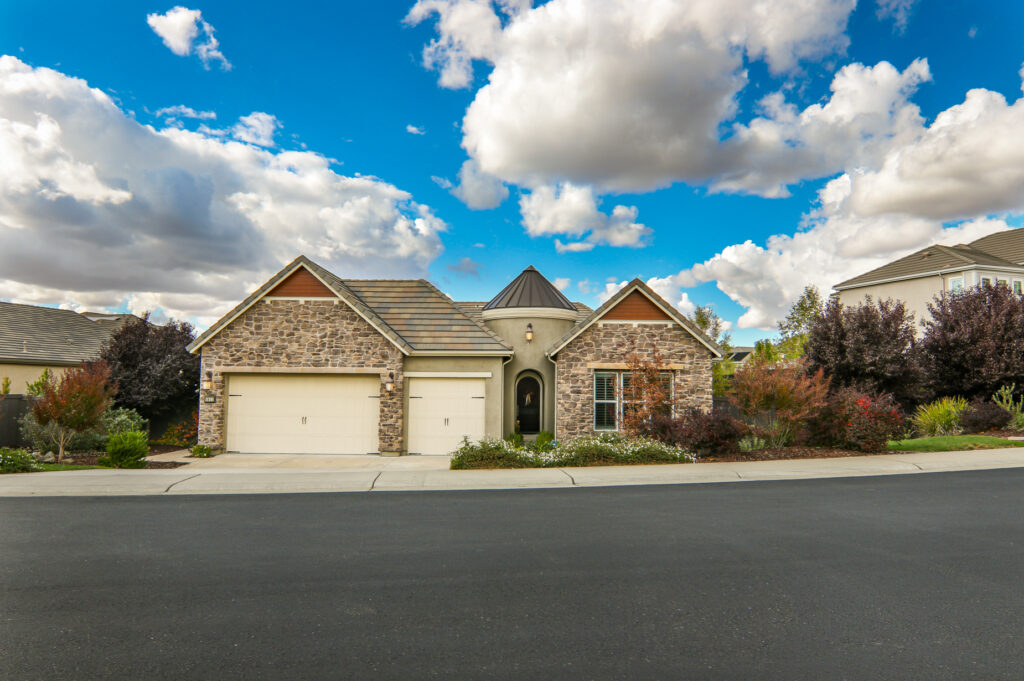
[835, 229, 1024, 290]
[0, 302, 137, 365]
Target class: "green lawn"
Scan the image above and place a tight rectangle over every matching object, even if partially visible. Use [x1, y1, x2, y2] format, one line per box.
[37, 463, 104, 472]
[887, 435, 1024, 452]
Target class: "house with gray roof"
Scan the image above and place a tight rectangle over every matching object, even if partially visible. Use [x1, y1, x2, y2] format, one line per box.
[833, 228, 1024, 328]
[188, 257, 721, 456]
[0, 302, 135, 394]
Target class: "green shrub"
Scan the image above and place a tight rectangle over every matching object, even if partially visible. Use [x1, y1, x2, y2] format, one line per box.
[911, 397, 968, 437]
[190, 444, 213, 458]
[535, 430, 555, 452]
[506, 431, 524, 448]
[0, 447, 41, 474]
[738, 436, 766, 452]
[19, 406, 148, 454]
[20, 411, 105, 453]
[102, 408, 148, 437]
[99, 431, 149, 469]
[993, 384, 1023, 417]
[451, 438, 539, 469]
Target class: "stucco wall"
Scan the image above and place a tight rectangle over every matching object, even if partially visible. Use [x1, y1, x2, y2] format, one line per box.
[483, 315, 576, 436]
[553, 322, 714, 440]
[197, 299, 404, 453]
[836, 268, 1024, 334]
[0, 364, 71, 394]
[402, 355, 505, 440]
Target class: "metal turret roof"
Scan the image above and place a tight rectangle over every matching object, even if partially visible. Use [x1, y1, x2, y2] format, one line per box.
[483, 266, 576, 311]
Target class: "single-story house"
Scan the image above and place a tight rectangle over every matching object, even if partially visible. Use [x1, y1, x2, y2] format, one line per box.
[834, 227, 1024, 327]
[0, 302, 135, 393]
[187, 257, 722, 455]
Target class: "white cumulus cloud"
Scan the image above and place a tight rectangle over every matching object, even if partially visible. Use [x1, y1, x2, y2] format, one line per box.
[147, 6, 231, 70]
[520, 183, 650, 252]
[0, 56, 445, 327]
[452, 158, 508, 209]
[231, 112, 280, 147]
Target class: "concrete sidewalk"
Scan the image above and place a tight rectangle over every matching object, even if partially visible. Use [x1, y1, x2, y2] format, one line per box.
[4, 448, 1024, 496]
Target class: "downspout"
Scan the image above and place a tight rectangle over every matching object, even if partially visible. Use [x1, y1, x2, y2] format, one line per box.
[546, 351, 558, 439]
[500, 354, 514, 437]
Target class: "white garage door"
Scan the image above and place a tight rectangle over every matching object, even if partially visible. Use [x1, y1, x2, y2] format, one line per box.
[225, 374, 380, 454]
[407, 378, 486, 456]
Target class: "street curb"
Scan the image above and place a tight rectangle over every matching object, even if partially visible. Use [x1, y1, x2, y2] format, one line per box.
[3, 448, 1024, 497]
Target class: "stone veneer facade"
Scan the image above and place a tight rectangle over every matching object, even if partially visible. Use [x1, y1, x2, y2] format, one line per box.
[554, 322, 714, 440]
[198, 299, 404, 453]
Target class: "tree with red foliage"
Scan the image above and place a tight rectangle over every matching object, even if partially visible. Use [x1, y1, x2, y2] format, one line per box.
[31, 361, 115, 462]
[621, 344, 672, 436]
[921, 283, 1024, 401]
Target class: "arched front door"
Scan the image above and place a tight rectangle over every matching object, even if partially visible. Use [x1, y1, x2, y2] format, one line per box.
[516, 375, 542, 434]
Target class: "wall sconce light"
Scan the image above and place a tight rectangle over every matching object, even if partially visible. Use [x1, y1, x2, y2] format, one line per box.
[525, 323, 534, 343]
[202, 371, 213, 391]
[384, 371, 395, 392]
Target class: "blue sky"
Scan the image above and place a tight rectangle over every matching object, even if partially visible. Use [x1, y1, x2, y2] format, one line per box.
[1, 1, 1023, 345]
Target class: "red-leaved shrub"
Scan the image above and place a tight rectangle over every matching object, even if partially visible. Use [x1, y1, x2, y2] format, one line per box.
[805, 388, 903, 452]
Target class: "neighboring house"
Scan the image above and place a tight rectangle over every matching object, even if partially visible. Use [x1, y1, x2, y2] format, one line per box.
[834, 228, 1024, 325]
[0, 302, 135, 393]
[188, 257, 721, 455]
[727, 346, 754, 367]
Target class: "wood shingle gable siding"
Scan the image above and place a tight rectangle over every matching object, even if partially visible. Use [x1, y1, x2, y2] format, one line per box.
[265, 268, 336, 297]
[602, 290, 671, 320]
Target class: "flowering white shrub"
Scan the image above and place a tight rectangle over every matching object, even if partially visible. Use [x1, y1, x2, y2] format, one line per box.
[450, 433, 695, 469]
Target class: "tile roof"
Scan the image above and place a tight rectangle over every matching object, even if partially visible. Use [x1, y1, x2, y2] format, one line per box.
[835, 242, 1024, 289]
[969, 229, 1024, 265]
[189, 256, 512, 355]
[342, 279, 512, 352]
[0, 302, 135, 365]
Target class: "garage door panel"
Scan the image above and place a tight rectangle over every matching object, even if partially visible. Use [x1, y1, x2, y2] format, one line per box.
[407, 378, 485, 456]
[226, 374, 380, 454]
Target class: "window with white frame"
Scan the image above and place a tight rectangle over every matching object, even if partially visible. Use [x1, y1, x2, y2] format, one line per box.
[593, 370, 673, 431]
[950, 276, 964, 292]
[998, 277, 1009, 288]
[1014, 280, 1023, 295]
[981, 276, 994, 286]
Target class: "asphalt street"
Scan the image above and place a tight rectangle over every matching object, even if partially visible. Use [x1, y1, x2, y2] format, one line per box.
[3, 469, 1024, 680]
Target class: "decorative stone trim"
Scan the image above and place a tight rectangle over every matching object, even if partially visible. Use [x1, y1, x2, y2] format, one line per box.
[217, 366, 387, 375]
[404, 371, 493, 378]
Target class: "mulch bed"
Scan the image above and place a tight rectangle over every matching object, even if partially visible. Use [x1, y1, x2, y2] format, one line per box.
[701, 447, 872, 463]
[148, 444, 189, 454]
[62, 454, 187, 469]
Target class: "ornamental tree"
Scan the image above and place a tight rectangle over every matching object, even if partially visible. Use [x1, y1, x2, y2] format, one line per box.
[621, 343, 671, 437]
[920, 283, 1024, 401]
[100, 314, 199, 421]
[804, 297, 923, 407]
[31, 361, 115, 461]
